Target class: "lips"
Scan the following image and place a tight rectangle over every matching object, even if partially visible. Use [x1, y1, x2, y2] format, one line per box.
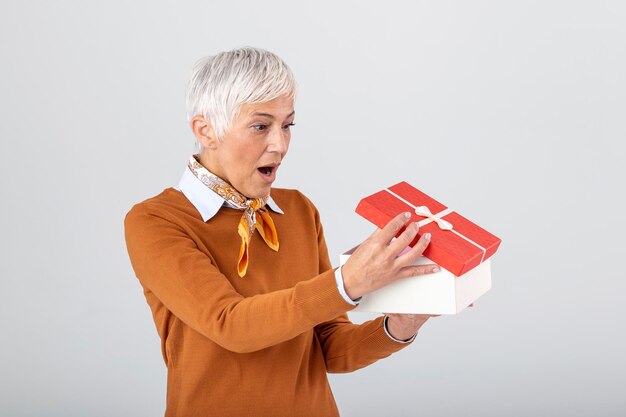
[257, 162, 280, 183]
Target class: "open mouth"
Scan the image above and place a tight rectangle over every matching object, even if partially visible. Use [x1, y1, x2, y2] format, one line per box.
[257, 163, 280, 179]
[258, 166, 274, 176]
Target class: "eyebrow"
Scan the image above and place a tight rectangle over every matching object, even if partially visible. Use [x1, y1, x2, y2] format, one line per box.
[250, 110, 296, 119]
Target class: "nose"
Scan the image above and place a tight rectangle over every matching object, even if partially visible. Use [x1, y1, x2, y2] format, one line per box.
[267, 126, 290, 156]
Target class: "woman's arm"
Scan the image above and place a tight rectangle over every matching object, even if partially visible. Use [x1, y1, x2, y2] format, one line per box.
[124, 203, 357, 354]
[311, 205, 418, 372]
[314, 313, 415, 373]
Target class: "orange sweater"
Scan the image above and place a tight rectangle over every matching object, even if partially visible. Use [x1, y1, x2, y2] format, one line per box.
[124, 187, 414, 417]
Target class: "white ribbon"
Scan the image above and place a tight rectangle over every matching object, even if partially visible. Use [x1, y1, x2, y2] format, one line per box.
[414, 205, 453, 230]
[384, 188, 487, 263]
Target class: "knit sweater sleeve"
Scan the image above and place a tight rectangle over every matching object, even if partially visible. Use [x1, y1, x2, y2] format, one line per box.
[123, 202, 357, 354]
[310, 201, 415, 373]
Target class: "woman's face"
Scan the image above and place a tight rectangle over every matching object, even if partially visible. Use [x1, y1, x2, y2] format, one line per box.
[202, 94, 295, 198]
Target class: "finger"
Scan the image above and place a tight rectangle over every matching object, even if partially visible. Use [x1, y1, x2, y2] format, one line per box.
[387, 222, 420, 256]
[394, 232, 432, 267]
[374, 212, 412, 245]
[394, 263, 440, 280]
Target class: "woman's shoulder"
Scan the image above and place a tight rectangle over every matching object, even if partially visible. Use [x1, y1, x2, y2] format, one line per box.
[124, 187, 197, 225]
[270, 187, 320, 216]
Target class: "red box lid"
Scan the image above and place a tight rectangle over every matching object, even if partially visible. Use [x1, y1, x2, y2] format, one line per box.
[355, 181, 501, 276]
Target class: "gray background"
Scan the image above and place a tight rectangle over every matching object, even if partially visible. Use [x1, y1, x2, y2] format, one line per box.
[1, 1, 624, 416]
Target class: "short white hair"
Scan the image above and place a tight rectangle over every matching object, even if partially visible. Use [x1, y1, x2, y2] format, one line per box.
[186, 46, 298, 143]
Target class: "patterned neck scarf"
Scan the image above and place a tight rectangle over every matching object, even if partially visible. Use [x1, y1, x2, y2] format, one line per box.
[187, 154, 279, 277]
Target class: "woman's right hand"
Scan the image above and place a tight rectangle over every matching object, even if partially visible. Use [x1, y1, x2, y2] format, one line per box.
[341, 211, 440, 300]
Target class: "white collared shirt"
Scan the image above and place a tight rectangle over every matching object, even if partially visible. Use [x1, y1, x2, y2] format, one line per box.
[174, 163, 415, 344]
[174, 165, 284, 220]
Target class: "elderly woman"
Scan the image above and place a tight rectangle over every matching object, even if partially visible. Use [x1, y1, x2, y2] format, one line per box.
[124, 47, 440, 417]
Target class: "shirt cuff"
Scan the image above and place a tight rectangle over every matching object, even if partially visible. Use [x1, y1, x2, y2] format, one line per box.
[383, 315, 417, 343]
[334, 266, 362, 305]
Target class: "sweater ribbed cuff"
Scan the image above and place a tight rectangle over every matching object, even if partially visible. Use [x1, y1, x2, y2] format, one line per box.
[383, 315, 417, 343]
[367, 316, 417, 351]
[294, 268, 357, 325]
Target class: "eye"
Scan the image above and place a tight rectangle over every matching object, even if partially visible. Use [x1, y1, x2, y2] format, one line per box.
[282, 122, 296, 130]
[252, 124, 268, 132]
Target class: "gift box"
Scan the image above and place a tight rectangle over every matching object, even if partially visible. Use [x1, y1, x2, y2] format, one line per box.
[340, 181, 501, 314]
[355, 181, 501, 276]
[340, 245, 492, 314]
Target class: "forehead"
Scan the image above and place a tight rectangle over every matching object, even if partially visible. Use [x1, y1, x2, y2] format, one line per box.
[240, 96, 295, 119]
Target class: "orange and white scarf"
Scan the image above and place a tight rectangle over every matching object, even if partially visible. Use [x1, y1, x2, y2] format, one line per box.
[187, 154, 279, 277]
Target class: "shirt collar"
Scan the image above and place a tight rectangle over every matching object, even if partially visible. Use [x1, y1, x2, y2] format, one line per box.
[174, 163, 284, 222]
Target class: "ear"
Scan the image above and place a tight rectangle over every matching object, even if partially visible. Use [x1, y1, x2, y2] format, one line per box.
[190, 116, 219, 150]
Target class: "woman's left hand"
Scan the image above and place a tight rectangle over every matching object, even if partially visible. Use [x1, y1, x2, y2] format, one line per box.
[384, 313, 440, 341]
[384, 303, 475, 340]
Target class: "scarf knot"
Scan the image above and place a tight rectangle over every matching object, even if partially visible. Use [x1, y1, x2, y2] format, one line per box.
[187, 154, 279, 277]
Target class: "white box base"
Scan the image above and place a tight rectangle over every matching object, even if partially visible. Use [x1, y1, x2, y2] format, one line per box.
[339, 247, 491, 315]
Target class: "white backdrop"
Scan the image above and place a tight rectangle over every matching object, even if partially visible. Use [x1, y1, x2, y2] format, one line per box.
[1, 1, 624, 416]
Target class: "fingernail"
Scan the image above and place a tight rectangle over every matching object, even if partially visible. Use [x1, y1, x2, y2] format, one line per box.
[404, 212, 411, 219]
[432, 266, 440, 272]
[424, 233, 431, 241]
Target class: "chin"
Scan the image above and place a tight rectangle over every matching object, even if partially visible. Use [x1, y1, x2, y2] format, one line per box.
[256, 187, 272, 198]
[243, 185, 271, 199]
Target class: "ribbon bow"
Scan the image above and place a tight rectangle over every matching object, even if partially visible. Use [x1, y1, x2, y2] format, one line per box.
[414, 205, 454, 230]
[385, 187, 488, 263]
